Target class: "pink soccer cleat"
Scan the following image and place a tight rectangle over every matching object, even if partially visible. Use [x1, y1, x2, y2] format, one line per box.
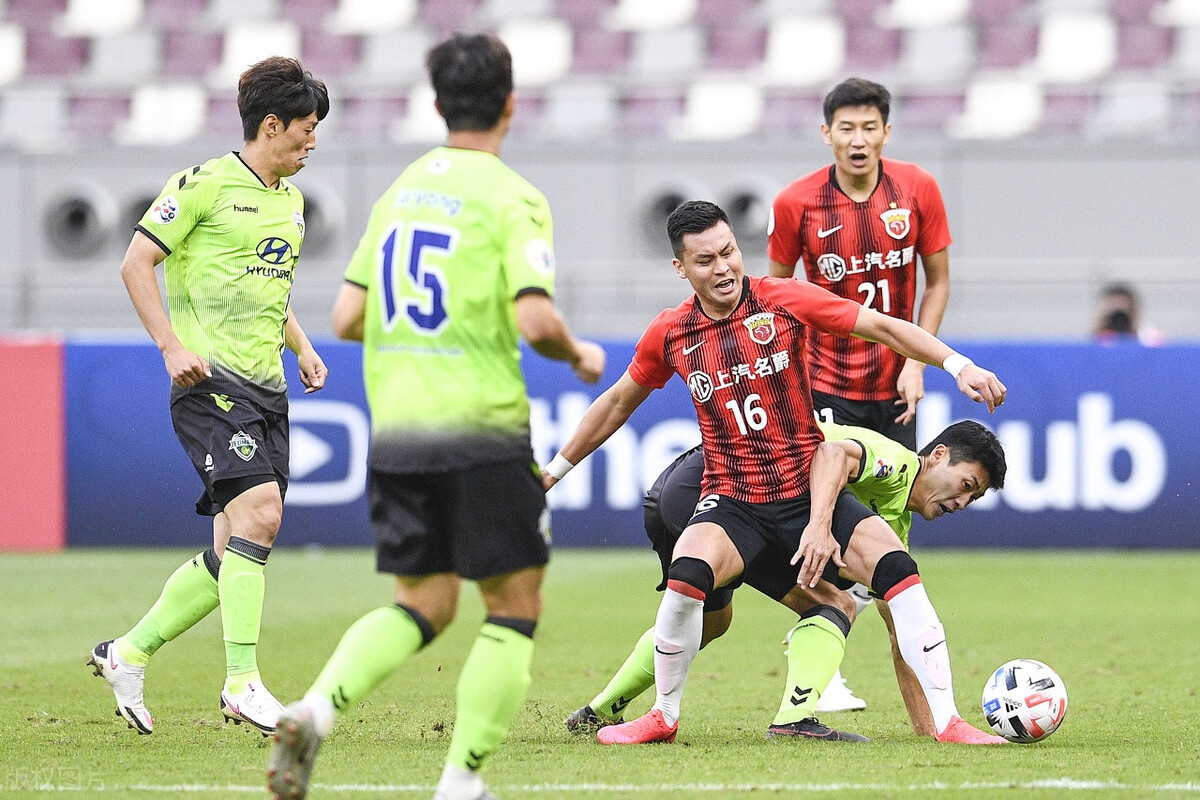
[596, 709, 678, 745]
[936, 715, 1008, 745]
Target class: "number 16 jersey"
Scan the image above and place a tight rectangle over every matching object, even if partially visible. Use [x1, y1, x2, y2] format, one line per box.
[629, 275, 859, 504]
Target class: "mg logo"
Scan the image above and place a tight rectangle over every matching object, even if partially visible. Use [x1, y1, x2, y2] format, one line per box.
[286, 400, 369, 506]
[256, 237, 293, 264]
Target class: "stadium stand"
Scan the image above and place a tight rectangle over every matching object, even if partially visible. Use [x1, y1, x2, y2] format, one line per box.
[3, 0, 1200, 339]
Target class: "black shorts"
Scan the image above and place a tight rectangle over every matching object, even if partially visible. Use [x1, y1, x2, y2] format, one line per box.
[812, 389, 917, 450]
[644, 446, 735, 612]
[170, 391, 289, 516]
[689, 490, 876, 602]
[371, 458, 549, 581]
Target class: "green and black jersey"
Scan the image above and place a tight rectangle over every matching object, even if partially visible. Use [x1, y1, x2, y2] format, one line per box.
[819, 421, 920, 547]
[344, 146, 557, 472]
[137, 152, 306, 411]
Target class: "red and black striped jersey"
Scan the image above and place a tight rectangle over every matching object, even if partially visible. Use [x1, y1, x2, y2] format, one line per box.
[629, 275, 859, 503]
[767, 157, 950, 401]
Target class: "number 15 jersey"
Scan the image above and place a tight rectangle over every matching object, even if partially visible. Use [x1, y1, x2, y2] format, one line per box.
[629, 275, 860, 504]
[343, 146, 557, 472]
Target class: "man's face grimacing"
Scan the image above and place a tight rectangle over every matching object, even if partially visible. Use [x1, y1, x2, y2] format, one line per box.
[910, 444, 990, 521]
[674, 221, 745, 317]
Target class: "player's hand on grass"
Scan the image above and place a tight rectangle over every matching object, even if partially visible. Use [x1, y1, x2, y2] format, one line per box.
[956, 364, 1007, 413]
[791, 520, 846, 589]
[298, 347, 328, 394]
[163, 342, 211, 388]
[893, 359, 925, 425]
[571, 341, 606, 384]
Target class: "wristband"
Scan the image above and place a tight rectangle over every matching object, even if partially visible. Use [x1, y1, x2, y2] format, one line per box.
[943, 353, 973, 379]
[545, 453, 575, 480]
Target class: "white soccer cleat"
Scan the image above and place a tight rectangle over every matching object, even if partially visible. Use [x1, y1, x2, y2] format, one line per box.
[815, 670, 867, 712]
[86, 639, 153, 735]
[221, 680, 286, 734]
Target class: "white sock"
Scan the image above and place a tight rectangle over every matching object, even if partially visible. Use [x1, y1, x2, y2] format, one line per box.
[434, 763, 485, 800]
[650, 587, 704, 727]
[302, 692, 336, 738]
[885, 580, 957, 733]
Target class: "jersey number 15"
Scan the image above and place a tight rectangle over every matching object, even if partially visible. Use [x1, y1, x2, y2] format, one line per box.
[380, 223, 458, 334]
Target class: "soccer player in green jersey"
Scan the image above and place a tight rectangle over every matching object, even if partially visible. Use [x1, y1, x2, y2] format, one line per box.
[566, 420, 1007, 741]
[267, 32, 605, 800]
[87, 57, 330, 736]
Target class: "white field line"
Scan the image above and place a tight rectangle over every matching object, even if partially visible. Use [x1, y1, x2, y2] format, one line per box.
[9, 779, 1199, 793]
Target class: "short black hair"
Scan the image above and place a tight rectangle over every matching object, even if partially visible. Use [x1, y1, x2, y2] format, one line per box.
[237, 56, 329, 142]
[919, 420, 1006, 491]
[823, 77, 891, 126]
[666, 200, 731, 260]
[427, 31, 513, 132]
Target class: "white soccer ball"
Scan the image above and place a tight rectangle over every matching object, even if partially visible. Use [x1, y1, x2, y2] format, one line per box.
[981, 659, 1068, 743]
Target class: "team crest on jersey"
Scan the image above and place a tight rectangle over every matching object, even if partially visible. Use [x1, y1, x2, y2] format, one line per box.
[293, 210, 305, 238]
[880, 207, 912, 240]
[873, 457, 895, 479]
[152, 196, 179, 225]
[229, 431, 258, 462]
[743, 312, 777, 345]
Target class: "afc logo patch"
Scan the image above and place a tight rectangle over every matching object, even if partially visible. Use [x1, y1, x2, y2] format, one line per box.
[743, 312, 777, 345]
[151, 196, 179, 225]
[873, 457, 895, 479]
[880, 207, 911, 240]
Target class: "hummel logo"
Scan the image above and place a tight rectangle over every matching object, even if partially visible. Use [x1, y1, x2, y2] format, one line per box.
[655, 646, 684, 656]
[790, 686, 813, 706]
[611, 695, 632, 714]
[817, 224, 843, 238]
[682, 340, 705, 355]
[922, 640, 946, 652]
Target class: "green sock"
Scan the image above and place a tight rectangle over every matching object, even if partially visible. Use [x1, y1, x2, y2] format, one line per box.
[589, 627, 656, 720]
[308, 605, 429, 713]
[446, 620, 535, 773]
[219, 538, 270, 692]
[116, 551, 220, 666]
[772, 614, 848, 726]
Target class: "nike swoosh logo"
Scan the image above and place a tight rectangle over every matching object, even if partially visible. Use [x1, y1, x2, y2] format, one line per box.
[817, 225, 843, 238]
[655, 646, 684, 656]
[922, 640, 946, 652]
[682, 341, 705, 355]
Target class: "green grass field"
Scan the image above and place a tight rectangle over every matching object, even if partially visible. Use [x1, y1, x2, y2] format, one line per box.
[2, 547, 1197, 799]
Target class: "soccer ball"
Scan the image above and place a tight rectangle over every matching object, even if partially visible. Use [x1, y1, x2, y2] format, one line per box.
[981, 659, 1068, 743]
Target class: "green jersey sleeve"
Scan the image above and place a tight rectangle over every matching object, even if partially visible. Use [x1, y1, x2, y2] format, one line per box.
[137, 166, 216, 253]
[500, 183, 556, 299]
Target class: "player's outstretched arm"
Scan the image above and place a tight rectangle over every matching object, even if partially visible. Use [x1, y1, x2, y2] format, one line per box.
[542, 371, 652, 490]
[850, 307, 1006, 413]
[515, 293, 605, 384]
[119, 231, 211, 388]
[791, 440, 859, 587]
[285, 306, 327, 394]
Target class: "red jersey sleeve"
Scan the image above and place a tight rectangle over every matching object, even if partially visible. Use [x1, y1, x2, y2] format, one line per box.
[767, 183, 804, 268]
[765, 277, 860, 337]
[628, 309, 676, 389]
[914, 167, 951, 256]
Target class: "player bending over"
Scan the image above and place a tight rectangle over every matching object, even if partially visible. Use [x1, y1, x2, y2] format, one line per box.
[566, 420, 1006, 741]
[542, 200, 1008, 746]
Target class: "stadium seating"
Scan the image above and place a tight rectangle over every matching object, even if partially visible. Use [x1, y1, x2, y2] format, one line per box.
[0, 0, 1194, 144]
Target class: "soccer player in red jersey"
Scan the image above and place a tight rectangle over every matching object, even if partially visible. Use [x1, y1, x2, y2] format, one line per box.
[542, 200, 1006, 746]
[768, 76, 952, 713]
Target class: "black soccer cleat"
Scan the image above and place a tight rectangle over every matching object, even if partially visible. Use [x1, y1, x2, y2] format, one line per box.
[565, 705, 622, 734]
[766, 717, 870, 742]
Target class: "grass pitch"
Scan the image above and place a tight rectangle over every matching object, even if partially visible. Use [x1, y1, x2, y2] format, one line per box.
[2, 547, 1198, 799]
